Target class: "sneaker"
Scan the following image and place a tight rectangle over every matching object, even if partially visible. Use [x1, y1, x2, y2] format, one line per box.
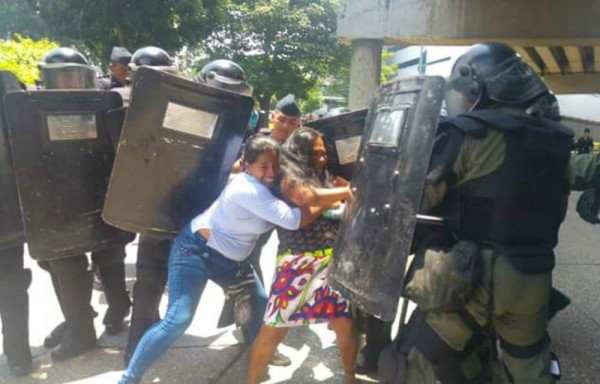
[550, 351, 561, 380]
[269, 350, 291, 367]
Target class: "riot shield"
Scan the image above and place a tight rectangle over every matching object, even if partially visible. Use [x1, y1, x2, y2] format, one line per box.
[305, 108, 367, 180]
[329, 76, 445, 321]
[103, 67, 254, 238]
[4, 90, 134, 260]
[0, 71, 25, 250]
[105, 106, 127, 149]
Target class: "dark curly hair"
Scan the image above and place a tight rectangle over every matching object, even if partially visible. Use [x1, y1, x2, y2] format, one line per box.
[280, 127, 332, 189]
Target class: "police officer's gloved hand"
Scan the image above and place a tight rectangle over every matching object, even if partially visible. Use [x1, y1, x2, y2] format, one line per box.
[576, 188, 600, 224]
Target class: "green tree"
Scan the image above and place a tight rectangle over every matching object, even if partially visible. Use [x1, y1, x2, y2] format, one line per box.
[200, 0, 350, 113]
[0, 1, 49, 39]
[300, 85, 324, 113]
[0, 35, 58, 84]
[26, 0, 228, 63]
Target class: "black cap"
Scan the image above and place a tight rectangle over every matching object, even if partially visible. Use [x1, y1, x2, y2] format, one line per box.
[110, 47, 132, 66]
[276, 94, 301, 117]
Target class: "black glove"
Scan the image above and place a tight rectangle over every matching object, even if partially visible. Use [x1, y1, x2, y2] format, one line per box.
[576, 188, 600, 224]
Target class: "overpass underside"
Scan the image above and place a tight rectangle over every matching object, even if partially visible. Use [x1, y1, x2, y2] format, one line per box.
[338, 0, 600, 107]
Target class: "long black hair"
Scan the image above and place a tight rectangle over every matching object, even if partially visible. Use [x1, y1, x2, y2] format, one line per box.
[242, 136, 280, 166]
[280, 127, 332, 188]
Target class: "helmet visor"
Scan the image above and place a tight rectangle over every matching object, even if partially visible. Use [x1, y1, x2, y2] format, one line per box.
[444, 77, 474, 118]
[40, 64, 97, 90]
[205, 75, 253, 96]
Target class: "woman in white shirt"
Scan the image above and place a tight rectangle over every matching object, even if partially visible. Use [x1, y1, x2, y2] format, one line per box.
[119, 136, 352, 384]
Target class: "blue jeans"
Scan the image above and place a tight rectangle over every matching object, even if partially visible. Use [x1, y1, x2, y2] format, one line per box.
[120, 225, 267, 383]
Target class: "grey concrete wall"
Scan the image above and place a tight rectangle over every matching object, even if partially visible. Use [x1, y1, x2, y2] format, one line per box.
[338, 0, 600, 45]
[562, 116, 600, 139]
[348, 39, 382, 110]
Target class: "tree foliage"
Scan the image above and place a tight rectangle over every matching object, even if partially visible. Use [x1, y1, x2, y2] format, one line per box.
[0, 1, 49, 40]
[0, 35, 58, 85]
[200, 0, 350, 112]
[25, 0, 229, 63]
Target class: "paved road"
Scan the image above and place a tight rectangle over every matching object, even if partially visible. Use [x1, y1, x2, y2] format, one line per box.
[0, 192, 598, 383]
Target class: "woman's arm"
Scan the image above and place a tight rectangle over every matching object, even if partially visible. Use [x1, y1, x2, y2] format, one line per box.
[332, 176, 350, 187]
[280, 177, 352, 208]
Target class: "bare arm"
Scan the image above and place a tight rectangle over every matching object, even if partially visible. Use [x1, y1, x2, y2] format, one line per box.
[279, 177, 353, 227]
[332, 176, 350, 187]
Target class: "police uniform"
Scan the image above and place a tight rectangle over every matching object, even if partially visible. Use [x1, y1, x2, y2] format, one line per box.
[0, 72, 32, 376]
[29, 47, 134, 361]
[123, 47, 177, 364]
[0, 245, 31, 376]
[386, 43, 576, 384]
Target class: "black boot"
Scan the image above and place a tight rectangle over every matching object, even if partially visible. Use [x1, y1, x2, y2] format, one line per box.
[44, 321, 68, 349]
[97, 262, 131, 335]
[0, 269, 33, 376]
[50, 266, 97, 361]
[356, 314, 392, 375]
[125, 282, 164, 366]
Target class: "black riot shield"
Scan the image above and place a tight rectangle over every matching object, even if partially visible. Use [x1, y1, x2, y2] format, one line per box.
[105, 106, 127, 149]
[4, 90, 134, 260]
[329, 76, 445, 321]
[0, 71, 24, 250]
[102, 67, 254, 238]
[305, 109, 368, 180]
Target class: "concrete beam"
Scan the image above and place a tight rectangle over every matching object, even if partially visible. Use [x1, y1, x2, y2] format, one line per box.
[515, 47, 541, 73]
[348, 39, 382, 110]
[594, 47, 600, 72]
[544, 73, 600, 94]
[338, 0, 600, 46]
[564, 46, 584, 73]
[535, 46, 561, 74]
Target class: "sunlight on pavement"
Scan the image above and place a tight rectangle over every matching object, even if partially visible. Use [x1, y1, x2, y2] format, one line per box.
[312, 362, 335, 381]
[65, 370, 124, 383]
[265, 343, 310, 383]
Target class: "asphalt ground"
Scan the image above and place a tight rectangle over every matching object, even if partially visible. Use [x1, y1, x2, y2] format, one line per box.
[0, 192, 598, 383]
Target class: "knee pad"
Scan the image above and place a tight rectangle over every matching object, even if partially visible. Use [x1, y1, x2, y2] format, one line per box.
[499, 334, 547, 360]
[379, 309, 474, 384]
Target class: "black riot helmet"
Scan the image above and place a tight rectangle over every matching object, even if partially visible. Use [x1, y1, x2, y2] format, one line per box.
[38, 47, 97, 89]
[527, 91, 561, 122]
[42, 47, 89, 65]
[196, 59, 253, 96]
[128, 46, 177, 77]
[445, 42, 548, 118]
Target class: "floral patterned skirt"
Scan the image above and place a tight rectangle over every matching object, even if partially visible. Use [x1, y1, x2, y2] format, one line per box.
[264, 247, 351, 327]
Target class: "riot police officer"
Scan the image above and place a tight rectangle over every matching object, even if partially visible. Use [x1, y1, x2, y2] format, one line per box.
[0, 73, 32, 376]
[36, 47, 132, 360]
[380, 43, 574, 383]
[123, 46, 179, 364]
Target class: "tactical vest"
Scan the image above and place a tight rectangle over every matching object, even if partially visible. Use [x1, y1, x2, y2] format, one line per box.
[443, 110, 573, 273]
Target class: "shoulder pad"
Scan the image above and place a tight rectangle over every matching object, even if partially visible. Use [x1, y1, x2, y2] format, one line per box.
[443, 110, 535, 138]
[440, 114, 488, 138]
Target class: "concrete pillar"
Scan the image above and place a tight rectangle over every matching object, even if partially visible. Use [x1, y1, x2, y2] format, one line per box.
[348, 39, 383, 110]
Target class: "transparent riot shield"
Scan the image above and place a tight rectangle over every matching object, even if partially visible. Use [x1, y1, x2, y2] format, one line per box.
[305, 108, 368, 180]
[0, 71, 24, 250]
[329, 76, 445, 321]
[102, 67, 254, 238]
[4, 90, 134, 260]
